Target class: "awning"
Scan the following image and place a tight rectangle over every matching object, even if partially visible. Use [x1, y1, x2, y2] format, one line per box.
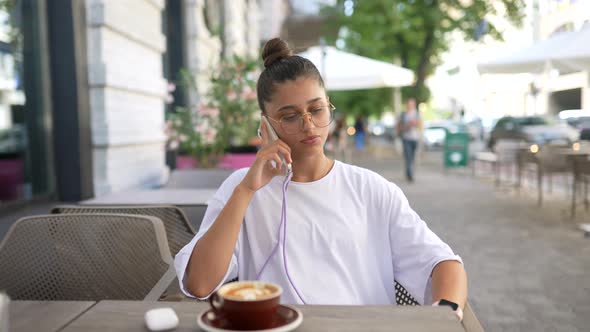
[478, 27, 590, 74]
[298, 46, 414, 90]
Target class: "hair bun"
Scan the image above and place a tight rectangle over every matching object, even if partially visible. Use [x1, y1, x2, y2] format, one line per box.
[261, 38, 293, 68]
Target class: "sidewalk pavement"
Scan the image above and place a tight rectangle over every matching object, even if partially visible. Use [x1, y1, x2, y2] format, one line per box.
[353, 139, 589, 332]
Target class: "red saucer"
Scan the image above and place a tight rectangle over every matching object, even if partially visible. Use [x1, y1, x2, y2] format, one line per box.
[197, 304, 303, 332]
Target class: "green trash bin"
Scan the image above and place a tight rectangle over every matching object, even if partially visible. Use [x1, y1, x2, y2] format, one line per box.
[444, 131, 469, 168]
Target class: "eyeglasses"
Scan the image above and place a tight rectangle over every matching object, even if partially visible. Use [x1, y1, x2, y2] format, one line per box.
[265, 103, 336, 135]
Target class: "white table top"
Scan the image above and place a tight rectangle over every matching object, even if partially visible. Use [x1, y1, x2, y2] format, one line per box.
[80, 188, 217, 206]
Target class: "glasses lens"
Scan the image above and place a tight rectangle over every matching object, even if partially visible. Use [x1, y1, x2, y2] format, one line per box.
[311, 107, 333, 128]
[280, 106, 334, 134]
[281, 115, 301, 134]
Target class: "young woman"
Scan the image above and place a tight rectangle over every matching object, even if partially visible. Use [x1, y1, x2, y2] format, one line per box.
[174, 38, 467, 318]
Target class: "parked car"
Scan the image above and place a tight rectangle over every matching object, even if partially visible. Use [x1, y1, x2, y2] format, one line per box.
[575, 117, 590, 141]
[487, 116, 580, 150]
[0, 125, 26, 154]
[422, 121, 470, 149]
[559, 110, 590, 141]
[423, 125, 446, 149]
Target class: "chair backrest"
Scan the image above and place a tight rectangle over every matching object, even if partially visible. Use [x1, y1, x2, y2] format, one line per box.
[495, 139, 526, 162]
[394, 280, 419, 305]
[164, 169, 233, 189]
[572, 155, 590, 176]
[183, 204, 208, 232]
[0, 214, 172, 301]
[536, 145, 571, 171]
[51, 205, 195, 256]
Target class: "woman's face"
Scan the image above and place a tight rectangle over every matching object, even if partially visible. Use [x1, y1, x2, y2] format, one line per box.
[263, 77, 330, 159]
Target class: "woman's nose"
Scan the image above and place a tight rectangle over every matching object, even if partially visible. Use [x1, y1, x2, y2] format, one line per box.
[301, 113, 315, 131]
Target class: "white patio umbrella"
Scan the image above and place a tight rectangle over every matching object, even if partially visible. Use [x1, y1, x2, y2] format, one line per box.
[478, 27, 590, 74]
[298, 46, 414, 90]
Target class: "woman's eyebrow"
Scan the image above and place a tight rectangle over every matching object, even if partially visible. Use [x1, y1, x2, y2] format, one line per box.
[276, 97, 324, 113]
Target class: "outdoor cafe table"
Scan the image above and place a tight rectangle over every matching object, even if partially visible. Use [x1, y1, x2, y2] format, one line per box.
[80, 189, 217, 206]
[79, 188, 217, 228]
[11, 300, 480, 332]
[10, 301, 95, 332]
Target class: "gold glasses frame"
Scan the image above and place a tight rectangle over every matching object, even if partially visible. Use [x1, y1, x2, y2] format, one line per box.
[264, 103, 336, 135]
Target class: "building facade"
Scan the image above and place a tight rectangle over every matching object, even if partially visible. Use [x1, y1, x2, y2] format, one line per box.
[0, 0, 273, 206]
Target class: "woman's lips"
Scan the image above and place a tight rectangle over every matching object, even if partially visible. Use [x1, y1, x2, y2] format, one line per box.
[300, 135, 320, 144]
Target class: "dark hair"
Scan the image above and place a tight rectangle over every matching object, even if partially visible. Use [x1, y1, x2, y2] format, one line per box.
[257, 38, 325, 113]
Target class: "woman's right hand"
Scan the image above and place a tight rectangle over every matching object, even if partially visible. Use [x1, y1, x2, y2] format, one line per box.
[238, 119, 292, 193]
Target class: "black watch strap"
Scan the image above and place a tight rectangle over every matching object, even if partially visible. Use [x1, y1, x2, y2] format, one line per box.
[438, 299, 459, 311]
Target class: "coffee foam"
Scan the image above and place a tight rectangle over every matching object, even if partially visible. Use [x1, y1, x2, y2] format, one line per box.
[232, 287, 272, 300]
[221, 282, 279, 301]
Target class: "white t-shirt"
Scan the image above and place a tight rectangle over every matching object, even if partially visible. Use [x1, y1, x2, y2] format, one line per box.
[174, 161, 462, 305]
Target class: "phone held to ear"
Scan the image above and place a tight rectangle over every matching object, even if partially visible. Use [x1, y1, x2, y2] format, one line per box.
[258, 117, 292, 174]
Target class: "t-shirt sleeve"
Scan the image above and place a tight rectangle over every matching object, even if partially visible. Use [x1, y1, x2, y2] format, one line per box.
[386, 183, 462, 305]
[173, 169, 247, 299]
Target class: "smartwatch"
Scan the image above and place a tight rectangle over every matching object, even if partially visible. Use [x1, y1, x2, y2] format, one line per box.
[432, 299, 463, 321]
[438, 299, 459, 311]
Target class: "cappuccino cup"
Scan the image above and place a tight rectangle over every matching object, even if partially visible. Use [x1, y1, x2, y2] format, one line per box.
[209, 281, 282, 330]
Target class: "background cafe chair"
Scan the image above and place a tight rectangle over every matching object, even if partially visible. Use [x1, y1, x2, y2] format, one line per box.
[571, 154, 590, 218]
[51, 205, 196, 257]
[0, 214, 176, 301]
[493, 139, 526, 187]
[534, 144, 573, 206]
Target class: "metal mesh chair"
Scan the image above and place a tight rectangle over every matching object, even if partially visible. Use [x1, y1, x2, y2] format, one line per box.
[393, 282, 483, 331]
[394, 280, 419, 305]
[0, 214, 175, 301]
[51, 205, 196, 257]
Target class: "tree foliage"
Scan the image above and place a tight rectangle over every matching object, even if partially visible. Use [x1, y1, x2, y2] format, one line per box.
[323, 0, 525, 116]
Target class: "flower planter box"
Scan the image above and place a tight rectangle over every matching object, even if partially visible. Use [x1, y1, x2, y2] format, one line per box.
[176, 155, 199, 170]
[218, 153, 257, 169]
[176, 150, 258, 170]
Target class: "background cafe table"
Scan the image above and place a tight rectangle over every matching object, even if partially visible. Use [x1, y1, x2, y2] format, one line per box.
[80, 189, 217, 206]
[80, 188, 217, 230]
[57, 301, 474, 332]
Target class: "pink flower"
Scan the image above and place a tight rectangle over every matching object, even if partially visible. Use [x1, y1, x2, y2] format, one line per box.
[167, 82, 176, 93]
[179, 134, 188, 142]
[165, 94, 174, 104]
[164, 121, 174, 136]
[198, 105, 220, 118]
[195, 123, 207, 134]
[240, 86, 257, 101]
[203, 128, 217, 145]
[168, 140, 179, 150]
[227, 89, 238, 101]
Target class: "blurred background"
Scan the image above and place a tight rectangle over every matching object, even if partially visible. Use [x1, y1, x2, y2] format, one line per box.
[0, 0, 589, 331]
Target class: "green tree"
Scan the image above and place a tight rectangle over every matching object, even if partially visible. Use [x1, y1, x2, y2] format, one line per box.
[323, 0, 525, 116]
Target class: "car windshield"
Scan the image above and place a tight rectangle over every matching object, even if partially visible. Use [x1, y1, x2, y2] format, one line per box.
[515, 117, 552, 126]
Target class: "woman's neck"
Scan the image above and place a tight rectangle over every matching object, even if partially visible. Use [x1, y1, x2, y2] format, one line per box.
[290, 153, 334, 183]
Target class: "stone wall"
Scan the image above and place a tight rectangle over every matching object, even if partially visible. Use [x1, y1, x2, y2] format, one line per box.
[86, 0, 169, 195]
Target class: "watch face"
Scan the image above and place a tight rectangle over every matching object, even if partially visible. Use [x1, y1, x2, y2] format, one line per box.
[438, 299, 459, 311]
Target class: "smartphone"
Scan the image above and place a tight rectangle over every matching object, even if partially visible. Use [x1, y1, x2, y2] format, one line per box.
[258, 116, 292, 173]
